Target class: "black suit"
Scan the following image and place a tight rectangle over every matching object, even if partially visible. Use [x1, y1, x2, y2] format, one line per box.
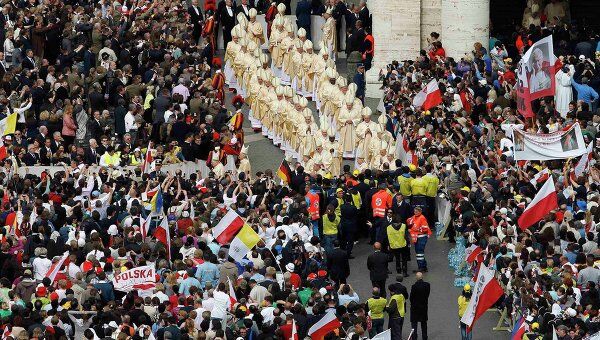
[21, 56, 36, 70]
[358, 6, 370, 29]
[236, 3, 252, 19]
[23, 152, 39, 166]
[87, 119, 103, 141]
[410, 279, 431, 340]
[367, 250, 389, 295]
[218, 3, 237, 49]
[84, 147, 100, 165]
[188, 6, 204, 41]
[326, 247, 350, 285]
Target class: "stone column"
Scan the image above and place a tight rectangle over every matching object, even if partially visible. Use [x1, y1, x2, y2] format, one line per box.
[366, 0, 421, 98]
[421, 0, 442, 49]
[441, 0, 490, 58]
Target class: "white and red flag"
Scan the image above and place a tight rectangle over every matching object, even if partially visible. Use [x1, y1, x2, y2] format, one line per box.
[141, 142, 153, 174]
[45, 253, 69, 282]
[465, 245, 484, 264]
[529, 168, 550, 186]
[571, 142, 594, 180]
[517, 177, 558, 230]
[212, 209, 245, 244]
[412, 79, 442, 111]
[154, 216, 171, 259]
[460, 265, 504, 332]
[308, 310, 341, 340]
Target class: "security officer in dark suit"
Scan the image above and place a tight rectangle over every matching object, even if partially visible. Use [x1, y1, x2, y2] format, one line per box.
[410, 272, 431, 340]
[366, 242, 389, 297]
[295, 0, 311, 40]
[326, 240, 350, 286]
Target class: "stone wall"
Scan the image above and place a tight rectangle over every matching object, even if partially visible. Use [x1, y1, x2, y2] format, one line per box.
[420, 0, 442, 49]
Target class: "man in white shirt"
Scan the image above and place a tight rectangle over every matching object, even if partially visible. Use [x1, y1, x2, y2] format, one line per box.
[32, 248, 52, 280]
[211, 283, 231, 321]
[172, 78, 190, 102]
[124, 104, 138, 134]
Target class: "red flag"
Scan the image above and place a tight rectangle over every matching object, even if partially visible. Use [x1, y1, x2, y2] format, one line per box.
[308, 310, 341, 339]
[154, 216, 171, 259]
[412, 79, 442, 111]
[517, 177, 558, 230]
[460, 265, 504, 332]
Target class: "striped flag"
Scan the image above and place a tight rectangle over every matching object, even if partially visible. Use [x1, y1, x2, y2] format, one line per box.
[141, 142, 153, 174]
[291, 319, 299, 340]
[212, 209, 244, 244]
[45, 253, 69, 282]
[154, 216, 171, 259]
[277, 159, 292, 184]
[308, 310, 341, 340]
[511, 317, 527, 340]
[460, 265, 504, 332]
[228, 278, 237, 306]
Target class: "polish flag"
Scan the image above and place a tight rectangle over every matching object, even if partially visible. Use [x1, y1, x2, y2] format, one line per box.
[228, 278, 237, 306]
[45, 253, 69, 282]
[529, 168, 550, 186]
[212, 209, 244, 244]
[141, 142, 153, 174]
[412, 79, 443, 111]
[465, 245, 484, 264]
[511, 317, 528, 340]
[571, 143, 594, 180]
[308, 310, 341, 340]
[517, 177, 558, 230]
[154, 216, 171, 259]
[460, 265, 504, 332]
[395, 135, 418, 166]
[140, 213, 152, 239]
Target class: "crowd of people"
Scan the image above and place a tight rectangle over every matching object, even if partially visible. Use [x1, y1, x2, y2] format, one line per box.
[0, 0, 598, 339]
[375, 3, 600, 339]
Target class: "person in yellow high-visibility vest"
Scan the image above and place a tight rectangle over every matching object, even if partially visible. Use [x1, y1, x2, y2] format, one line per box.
[384, 222, 410, 276]
[397, 166, 413, 200]
[99, 146, 121, 167]
[423, 164, 440, 225]
[410, 168, 428, 210]
[386, 284, 406, 339]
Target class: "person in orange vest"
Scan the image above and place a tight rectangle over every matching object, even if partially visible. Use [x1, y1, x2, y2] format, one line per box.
[407, 206, 432, 272]
[305, 185, 321, 237]
[370, 182, 392, 244]
[362, 27, 374, 71]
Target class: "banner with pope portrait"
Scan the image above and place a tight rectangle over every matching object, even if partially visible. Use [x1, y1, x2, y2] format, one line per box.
[516, 35, 557, 118]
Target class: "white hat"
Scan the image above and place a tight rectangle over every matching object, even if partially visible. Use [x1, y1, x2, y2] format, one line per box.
[108, 225, 118, 236]
[182, 211, 190, 218]
[336, 76, 347, 87]
[362, 107, 372, 117]
[377, 114, 387, 125]
[249, 8, 257, 17]
[241, 145, 249, 154]
[285, 263, 295, 272]
[297, 27, 306, 37]
[303, 40, 313, 50]
[499, 208, 508, 215]
[277, 3, 286, 12]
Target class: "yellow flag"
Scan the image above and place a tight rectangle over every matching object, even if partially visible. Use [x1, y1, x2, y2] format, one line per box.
[237, 224, 260, 249]
[0, 113, 17, 136]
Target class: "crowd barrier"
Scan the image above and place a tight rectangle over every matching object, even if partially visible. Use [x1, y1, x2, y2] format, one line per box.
[15, 161, 209, 179]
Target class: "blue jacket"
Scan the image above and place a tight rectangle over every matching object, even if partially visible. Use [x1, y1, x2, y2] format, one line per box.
[93, 281, 115, 303]
[572, 80, 599, 104]
[195, 262, 219, 288]
[295, 0, 311, 28]
[353, 72, 366, 98]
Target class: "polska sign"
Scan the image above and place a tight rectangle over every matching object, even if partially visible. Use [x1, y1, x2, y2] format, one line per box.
[112, 265, 156, 292]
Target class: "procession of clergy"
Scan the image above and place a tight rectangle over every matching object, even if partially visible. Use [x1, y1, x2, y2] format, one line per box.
[222, 4, 395, 176]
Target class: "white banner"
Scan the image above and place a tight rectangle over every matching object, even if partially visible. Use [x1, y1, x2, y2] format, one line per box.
[112, 265, 156, 292]
[512, 123, 587, 161]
